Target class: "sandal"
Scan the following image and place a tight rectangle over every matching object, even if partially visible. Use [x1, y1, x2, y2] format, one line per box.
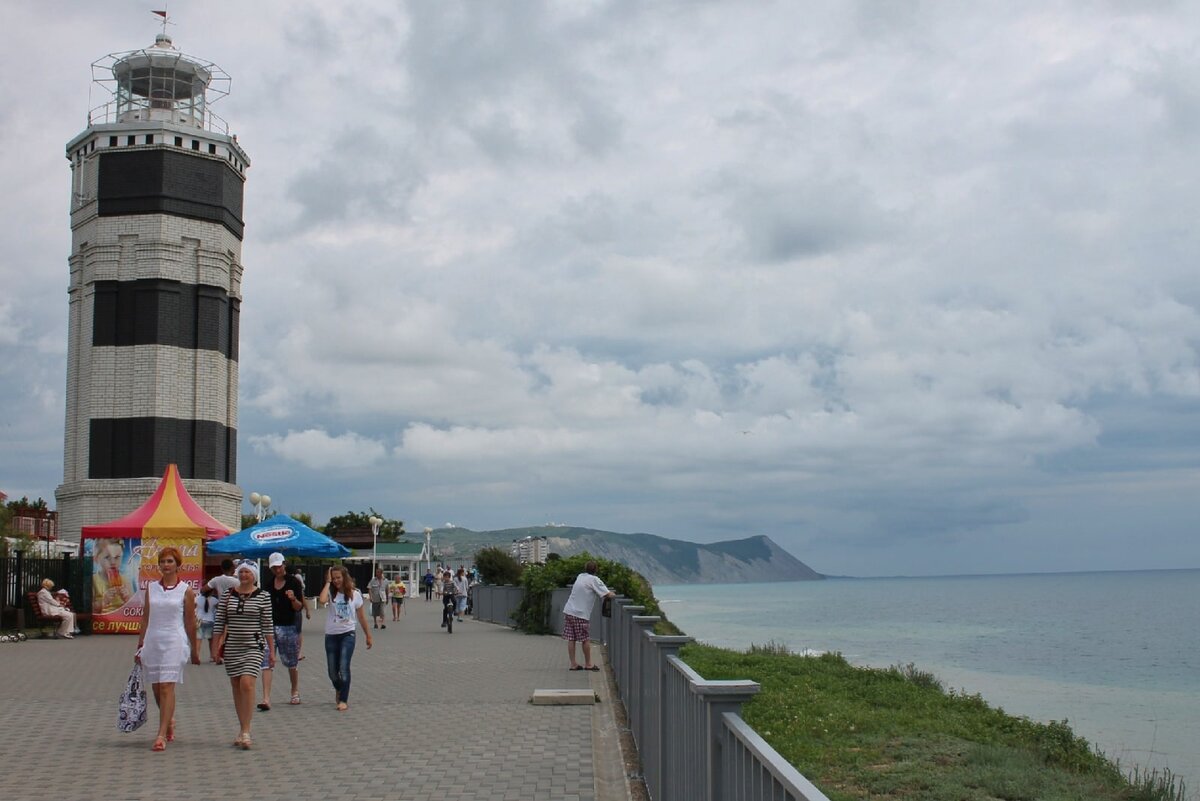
[569, 665, 584, 671]
[239, 734, 252, 750]
[585, 665, 601, 671]
[336, 702, 348, 711]
[166, 719, 176, 742]
[256, 702, 271, 711]
[289, 693, 301, 705]
[151, 737, 166, 752]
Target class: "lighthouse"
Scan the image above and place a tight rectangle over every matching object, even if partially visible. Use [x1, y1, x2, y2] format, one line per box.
[55, 33, 249, 539]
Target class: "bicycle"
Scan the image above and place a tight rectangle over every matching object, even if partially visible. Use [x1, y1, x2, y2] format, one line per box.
[441, 590, 454, 634]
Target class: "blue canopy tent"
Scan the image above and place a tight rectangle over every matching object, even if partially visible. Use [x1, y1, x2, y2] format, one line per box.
[207, 514, 351, 558]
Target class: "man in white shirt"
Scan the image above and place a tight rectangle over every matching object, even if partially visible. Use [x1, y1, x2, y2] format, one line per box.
[366, 568, 388, 630]
[562, 561, 615, 671]
[207, 559, 239, 599]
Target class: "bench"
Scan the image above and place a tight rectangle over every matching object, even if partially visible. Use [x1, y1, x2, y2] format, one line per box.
[25, 592, 90, 637]
[26, 591, 61, 638]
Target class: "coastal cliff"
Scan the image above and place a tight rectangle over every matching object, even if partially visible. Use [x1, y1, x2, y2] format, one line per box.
[429, 525, 823, 585]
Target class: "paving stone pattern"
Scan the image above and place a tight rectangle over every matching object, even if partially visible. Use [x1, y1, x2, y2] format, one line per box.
[0, 600, 609, 801]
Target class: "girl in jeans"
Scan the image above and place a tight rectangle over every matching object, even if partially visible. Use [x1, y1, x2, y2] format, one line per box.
[318, 566, 373, 710]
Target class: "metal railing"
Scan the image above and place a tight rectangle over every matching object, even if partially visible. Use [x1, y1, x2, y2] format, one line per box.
[608, 597, 831, 801]
[470, 585, 830, 801]
[471, 585, 525, 626]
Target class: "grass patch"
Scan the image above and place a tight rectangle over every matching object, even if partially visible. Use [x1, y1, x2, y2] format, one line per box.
[680, 644, 1185, 801]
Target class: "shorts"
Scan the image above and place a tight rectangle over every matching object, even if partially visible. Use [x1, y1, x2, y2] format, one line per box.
[273, 625, 299, 669]
[456, 596, 467, 614]
[198, 621, 214, 640]
[371, 601, 386, 618]
[562, 613, 590, 642]
[391, 596, 404, 606]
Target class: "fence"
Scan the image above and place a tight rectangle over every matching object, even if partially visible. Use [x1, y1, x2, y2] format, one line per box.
[470, 585, 607, 636]
[1, 552, 89, 630]
[607, 598, 831, 801]
[471, 585, 524, 625]
[471, 585, 830, 801]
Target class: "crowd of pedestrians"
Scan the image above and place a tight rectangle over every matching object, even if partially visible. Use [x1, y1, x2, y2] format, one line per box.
[110, 556, 479, 750]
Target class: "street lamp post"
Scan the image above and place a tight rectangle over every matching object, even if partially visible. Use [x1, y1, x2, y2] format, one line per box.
[424, 527, 432, 576]
[369, 516, 383, 577]
[248, 492, 271, 523]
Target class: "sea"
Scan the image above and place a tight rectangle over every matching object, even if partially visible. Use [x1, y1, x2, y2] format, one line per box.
[657, 569, 1200, 798]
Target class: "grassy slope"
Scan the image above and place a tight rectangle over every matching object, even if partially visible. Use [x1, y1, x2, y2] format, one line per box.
[680, 644, 1184, 801]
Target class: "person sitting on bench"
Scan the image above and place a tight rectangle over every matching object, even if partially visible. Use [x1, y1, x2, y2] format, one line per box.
[37, 578, 77, 639]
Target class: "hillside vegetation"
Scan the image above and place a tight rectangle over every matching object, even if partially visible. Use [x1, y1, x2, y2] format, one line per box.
[681, 643, 1185, 801]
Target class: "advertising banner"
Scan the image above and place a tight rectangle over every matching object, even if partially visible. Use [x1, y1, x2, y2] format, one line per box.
[83, 537, 204, 634]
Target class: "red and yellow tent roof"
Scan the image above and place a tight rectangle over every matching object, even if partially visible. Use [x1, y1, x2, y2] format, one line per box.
[81, 464, 232, 541]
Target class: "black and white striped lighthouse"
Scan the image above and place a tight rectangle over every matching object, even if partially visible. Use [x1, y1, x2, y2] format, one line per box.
[55, 32, 248, 539]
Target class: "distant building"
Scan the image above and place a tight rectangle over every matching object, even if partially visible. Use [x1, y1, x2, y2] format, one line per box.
[509, 535, 548, 565]
[11, 508, 59, 543]
[343, 540, 429, 596]
[327, 526, 376, 550]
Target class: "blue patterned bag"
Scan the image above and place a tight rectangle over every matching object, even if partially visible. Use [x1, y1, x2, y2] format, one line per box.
[116, 663, 148, 732]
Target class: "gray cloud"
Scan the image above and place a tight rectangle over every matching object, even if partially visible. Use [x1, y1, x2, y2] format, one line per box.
[2, 1, 1199, 577]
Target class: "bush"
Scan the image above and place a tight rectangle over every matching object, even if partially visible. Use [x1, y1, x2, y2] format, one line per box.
[512, 551, 669, 635]
[474, 546, 523, 586]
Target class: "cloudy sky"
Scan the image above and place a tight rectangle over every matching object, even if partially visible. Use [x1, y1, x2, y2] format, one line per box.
[2, 1, 1198, 577]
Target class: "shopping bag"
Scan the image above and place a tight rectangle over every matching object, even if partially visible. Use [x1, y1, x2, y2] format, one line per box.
[116, 663, 148, 732]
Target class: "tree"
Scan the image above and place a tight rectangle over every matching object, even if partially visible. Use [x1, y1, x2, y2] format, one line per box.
[474, 546, 523, 585]
[322, 509, 405, 541]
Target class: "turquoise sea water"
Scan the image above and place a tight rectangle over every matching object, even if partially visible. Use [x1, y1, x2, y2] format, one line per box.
[657, 570, 1200, 797]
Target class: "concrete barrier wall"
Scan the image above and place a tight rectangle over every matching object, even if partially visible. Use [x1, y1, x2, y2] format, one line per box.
[471, 585, 524, 626]
[472, 584, 606, 641]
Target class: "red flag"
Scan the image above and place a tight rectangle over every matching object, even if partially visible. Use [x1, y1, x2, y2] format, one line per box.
[152, 10, 168, 18]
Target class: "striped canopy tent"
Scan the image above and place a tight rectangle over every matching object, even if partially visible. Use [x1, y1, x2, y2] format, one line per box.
[81, 464, 232, 540]
[80, 465, 230, 633]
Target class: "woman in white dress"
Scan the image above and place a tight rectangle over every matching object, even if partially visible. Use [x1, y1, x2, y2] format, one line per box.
[135, 546, 200, 752]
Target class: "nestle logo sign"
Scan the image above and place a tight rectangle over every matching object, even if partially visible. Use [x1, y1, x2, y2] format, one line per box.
[251, 527, 295, 543]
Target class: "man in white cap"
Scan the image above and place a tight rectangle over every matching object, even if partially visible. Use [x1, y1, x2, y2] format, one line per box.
[260, 552, 306, 709]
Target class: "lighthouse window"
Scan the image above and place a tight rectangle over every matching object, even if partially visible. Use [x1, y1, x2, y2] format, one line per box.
[108, 136, 118, 147]
[174, 136, 183, 147]
[127, 136, 136, 146]
[145, 134, 154, 145]
[191, 140, 200, 151]
[208, 143, 217, 155]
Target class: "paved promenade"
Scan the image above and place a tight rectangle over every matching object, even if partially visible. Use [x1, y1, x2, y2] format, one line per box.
[0, 599, 629, 801]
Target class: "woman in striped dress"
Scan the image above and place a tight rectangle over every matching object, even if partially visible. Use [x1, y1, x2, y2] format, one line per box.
[213, 560, 274, 749]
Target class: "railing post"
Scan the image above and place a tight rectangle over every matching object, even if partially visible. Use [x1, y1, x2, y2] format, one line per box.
[629, 615, 660, 751]
[610, 598, 632, 693]
[645, 634, 692, 801]
[692, 681, 760, 801]
[620, 605, 644, 705]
